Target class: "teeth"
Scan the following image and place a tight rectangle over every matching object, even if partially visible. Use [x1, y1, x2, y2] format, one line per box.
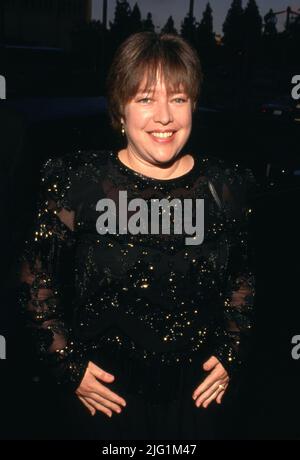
[151, 132, 174, 138]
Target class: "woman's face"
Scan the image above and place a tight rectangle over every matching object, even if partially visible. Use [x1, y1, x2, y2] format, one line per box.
[121, 72, 193, 166]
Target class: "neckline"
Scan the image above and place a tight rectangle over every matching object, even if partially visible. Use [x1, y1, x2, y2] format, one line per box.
[110, 149, 202, 185]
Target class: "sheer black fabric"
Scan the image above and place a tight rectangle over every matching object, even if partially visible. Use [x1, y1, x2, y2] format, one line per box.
[18, 149, 256, 396]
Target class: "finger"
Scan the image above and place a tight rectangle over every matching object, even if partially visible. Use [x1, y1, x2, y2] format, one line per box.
[88, 379, 127, 408]
[193, 367, 227, 400]
[89, 362, 115, 383]
[195, 381, 225, 407]
[84, 396, 113, 418]
[78, 396, 96, 416]
[203, 382, 228, 408]
[88, 362, 127, 407]
[216, 390, 225, 404]
[203, 384, 228, 408]
[202, 388, 220, 408]
[202, 356, 219, 372]
[89, 392, 123, 414]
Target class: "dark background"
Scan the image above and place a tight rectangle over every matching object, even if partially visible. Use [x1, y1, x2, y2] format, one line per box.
[0, 0, 300, 440]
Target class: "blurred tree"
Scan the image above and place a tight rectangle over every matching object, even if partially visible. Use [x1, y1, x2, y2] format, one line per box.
[262, 9, 279, 69]
[284, 6, 292, 32]
[198, 3, 214, 40]
[130, 3, 143, 33]
[196, 3, 215, 53]
[289, 14, 300, 38]
[109, 0, 132, 45]
[241, 0, 263, 80]
[242, 0, 263, 109]
[222, 1, 246, 111]
[161, 16, 178, 35]
[285, 12, 300, 68]
[222, 0, 244, 52]
[264, 9, 278, 36]
[142, 12, 155, 32]
[102, 0, 108, 30]
[180, 9, 197, 48]
[243, 0, 262, 48]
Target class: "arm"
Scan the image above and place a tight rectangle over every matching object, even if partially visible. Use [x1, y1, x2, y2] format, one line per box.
[213, 165, 256, 378]
[192, 164, 256, 408]
[18, 157, 90, 392]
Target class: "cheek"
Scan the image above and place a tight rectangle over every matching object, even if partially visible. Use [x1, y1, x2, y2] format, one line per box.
[176, 107, 192, 128]
[179, 114, 192, 134]
[126, 106, 152, 128]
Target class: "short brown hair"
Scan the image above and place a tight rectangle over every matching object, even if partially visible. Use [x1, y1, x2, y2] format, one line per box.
[106, 32, 203, 133]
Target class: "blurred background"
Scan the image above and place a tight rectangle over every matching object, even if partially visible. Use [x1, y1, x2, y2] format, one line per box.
[0, 0, 300, 440]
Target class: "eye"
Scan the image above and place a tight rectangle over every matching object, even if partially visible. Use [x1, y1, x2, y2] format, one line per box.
[173, 97, 187, 104]
[138, 97, 152, 104]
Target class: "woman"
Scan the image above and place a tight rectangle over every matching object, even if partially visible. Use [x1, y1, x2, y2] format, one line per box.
[18, 32, 256, 440]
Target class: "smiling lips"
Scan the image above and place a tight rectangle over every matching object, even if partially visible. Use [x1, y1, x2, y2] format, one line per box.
[148, 130, 177, 143]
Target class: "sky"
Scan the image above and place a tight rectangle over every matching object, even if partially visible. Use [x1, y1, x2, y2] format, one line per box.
[92, 0, 300, 35]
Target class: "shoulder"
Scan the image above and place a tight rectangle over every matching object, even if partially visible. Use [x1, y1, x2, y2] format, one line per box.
[203, 154, 257, 203]
[40, 149, 112, 209]
[41, 149, 111, 180]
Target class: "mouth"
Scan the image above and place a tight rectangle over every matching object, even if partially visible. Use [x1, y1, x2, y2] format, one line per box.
[147, 130, 177, 143]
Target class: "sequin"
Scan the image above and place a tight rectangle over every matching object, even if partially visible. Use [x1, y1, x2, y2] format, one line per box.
[17, 149, 256, 391]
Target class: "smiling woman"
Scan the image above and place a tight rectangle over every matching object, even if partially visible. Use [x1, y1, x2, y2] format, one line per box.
[106, 32, 203, 134]
[105, 33, 203, 180]
[18, 31, 256, 440]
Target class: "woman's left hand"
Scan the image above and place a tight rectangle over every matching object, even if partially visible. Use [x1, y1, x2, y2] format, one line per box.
[192, 356, 229, 409]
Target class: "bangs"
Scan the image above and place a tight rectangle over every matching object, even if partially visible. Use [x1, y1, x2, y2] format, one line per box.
[124, 54, 194, 103]
[106, 32, 203, 132]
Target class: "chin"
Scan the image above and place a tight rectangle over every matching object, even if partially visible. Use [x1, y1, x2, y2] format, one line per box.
[150, 149, 180, 164]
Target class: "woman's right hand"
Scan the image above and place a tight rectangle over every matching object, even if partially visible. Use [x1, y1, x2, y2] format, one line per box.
[75, 361, 127, 417]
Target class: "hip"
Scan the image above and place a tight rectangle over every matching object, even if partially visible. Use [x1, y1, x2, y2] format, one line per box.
[90, 336, 213, 404]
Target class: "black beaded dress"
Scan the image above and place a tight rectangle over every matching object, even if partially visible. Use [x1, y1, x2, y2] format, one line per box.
[18, 149, 256, 440]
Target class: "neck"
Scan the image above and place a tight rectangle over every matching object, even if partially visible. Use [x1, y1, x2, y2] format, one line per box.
[118, 148, 194, 180]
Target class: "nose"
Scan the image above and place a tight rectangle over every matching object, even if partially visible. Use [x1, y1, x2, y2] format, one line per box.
[153, 99, 174, 124]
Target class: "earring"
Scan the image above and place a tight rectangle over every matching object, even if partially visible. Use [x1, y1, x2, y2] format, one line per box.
[121, 123, 125, 136]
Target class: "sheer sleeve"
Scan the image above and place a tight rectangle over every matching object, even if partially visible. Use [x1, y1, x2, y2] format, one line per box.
[18, 156, 90, 392]
[212, 164, 257, 378]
